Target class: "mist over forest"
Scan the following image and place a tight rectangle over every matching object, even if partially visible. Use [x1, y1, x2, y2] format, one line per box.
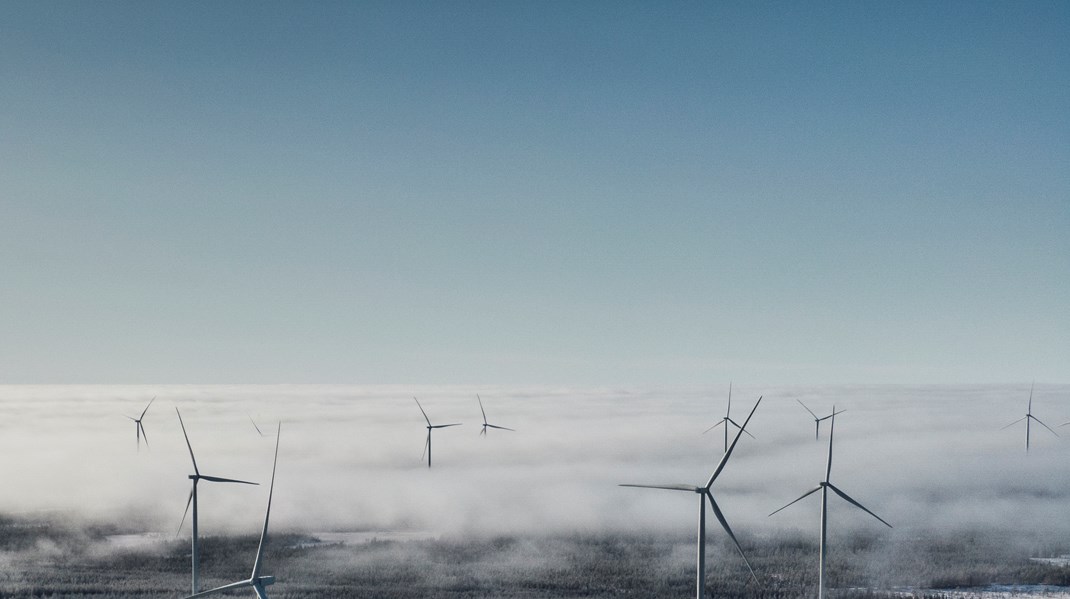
[1, 384, 1067, 541]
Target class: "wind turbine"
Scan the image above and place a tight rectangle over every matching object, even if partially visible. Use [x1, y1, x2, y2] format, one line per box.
[1001, 381, 1057, 453]
[622, 396, 762, 599]
[796, 400, 845, 441]
[414, 397, 461, 468]
[477, 394, 514, 436]
[703, 383, 755, 453]
[185, 423, 281, 599]
[125, 396, 156, 451]
[176, 408, 259, 595]
[770, 412, 891, 599]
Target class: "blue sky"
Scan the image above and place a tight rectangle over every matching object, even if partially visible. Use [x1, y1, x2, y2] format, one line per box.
[1, 1, 1066, 384]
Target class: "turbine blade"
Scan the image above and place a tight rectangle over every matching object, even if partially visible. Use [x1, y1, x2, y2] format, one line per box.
[486, 424, 515, 431]
[1000, 416, 1028, 430]
[619, 483, 697, 492]
[706, 396, 761, 488]
[413, 397, 432, 426]
[140, 422, 150, 450]
[421, 432, 429, 461]
[726, 418, 756, 439]
[250, 416, 264, 437]
[1030, 415, 1060, 437]
[797, 399, 818, 419]
[140, 396, 156, 420]
[703, 420, 726, 434]
[818, 408, 846, 422]
[200, 475, 259, 485]
[432, 423, 462, 428]
[183, 578, 253, 598]
[825, 411, 836, 482]
[477, 394, 488, 426]
[768, 486, 822, 516]
[251, 422, 281, 579]
[1028, 380, 1034, 413]
[1060, 422, 1070, 427]
[253, 583, 269, 599]
[479, 426, 486, 436]
[707, 492, 757, 583]
[827, 483, 892, 528]
[178, 488, 193, 536]
[175, 408, 200, 475]
[726, 381, 732, 419]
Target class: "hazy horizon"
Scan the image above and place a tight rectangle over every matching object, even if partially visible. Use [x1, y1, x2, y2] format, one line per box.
[3, 384, 1069, 548]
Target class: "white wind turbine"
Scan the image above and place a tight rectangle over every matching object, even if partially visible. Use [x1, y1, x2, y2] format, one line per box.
[176, 408, 259, 595]
[125, 396, 156, 451]
[770, 411, 891, 599]
[622, 396, 762, 599]
[185, 423, 282, 599]
[703, 383, 755, 453]
[1001, 381, 1057, 453]
[477, 394, 514, 436]
[796, 400, 845, 441]
[414, 397, 461, 468]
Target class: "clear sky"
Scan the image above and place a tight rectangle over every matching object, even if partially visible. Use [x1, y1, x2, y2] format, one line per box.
[1, 1, 1066, 384]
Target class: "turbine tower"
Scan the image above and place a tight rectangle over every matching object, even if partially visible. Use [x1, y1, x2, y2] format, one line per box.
[478, 394, 515, 436]
[796, 400, 845, 441]
[176, 408, 259, 595]
[1001, 381, 1057, 453]
[414, 397, 461, 468]
[770, 412, 891, 599]
[703, 383, 755, 453]
[622, 396, 762, 599]
[185, 423, 282, 599]
[125, 396, 156, 451]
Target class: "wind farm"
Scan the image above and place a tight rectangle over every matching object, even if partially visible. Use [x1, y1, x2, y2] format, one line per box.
[1, 1, 1067, 598]
[1, 384, 1070, 599]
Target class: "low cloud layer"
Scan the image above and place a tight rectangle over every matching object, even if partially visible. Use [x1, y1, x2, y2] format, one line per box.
[1, 384, 1068, 545]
